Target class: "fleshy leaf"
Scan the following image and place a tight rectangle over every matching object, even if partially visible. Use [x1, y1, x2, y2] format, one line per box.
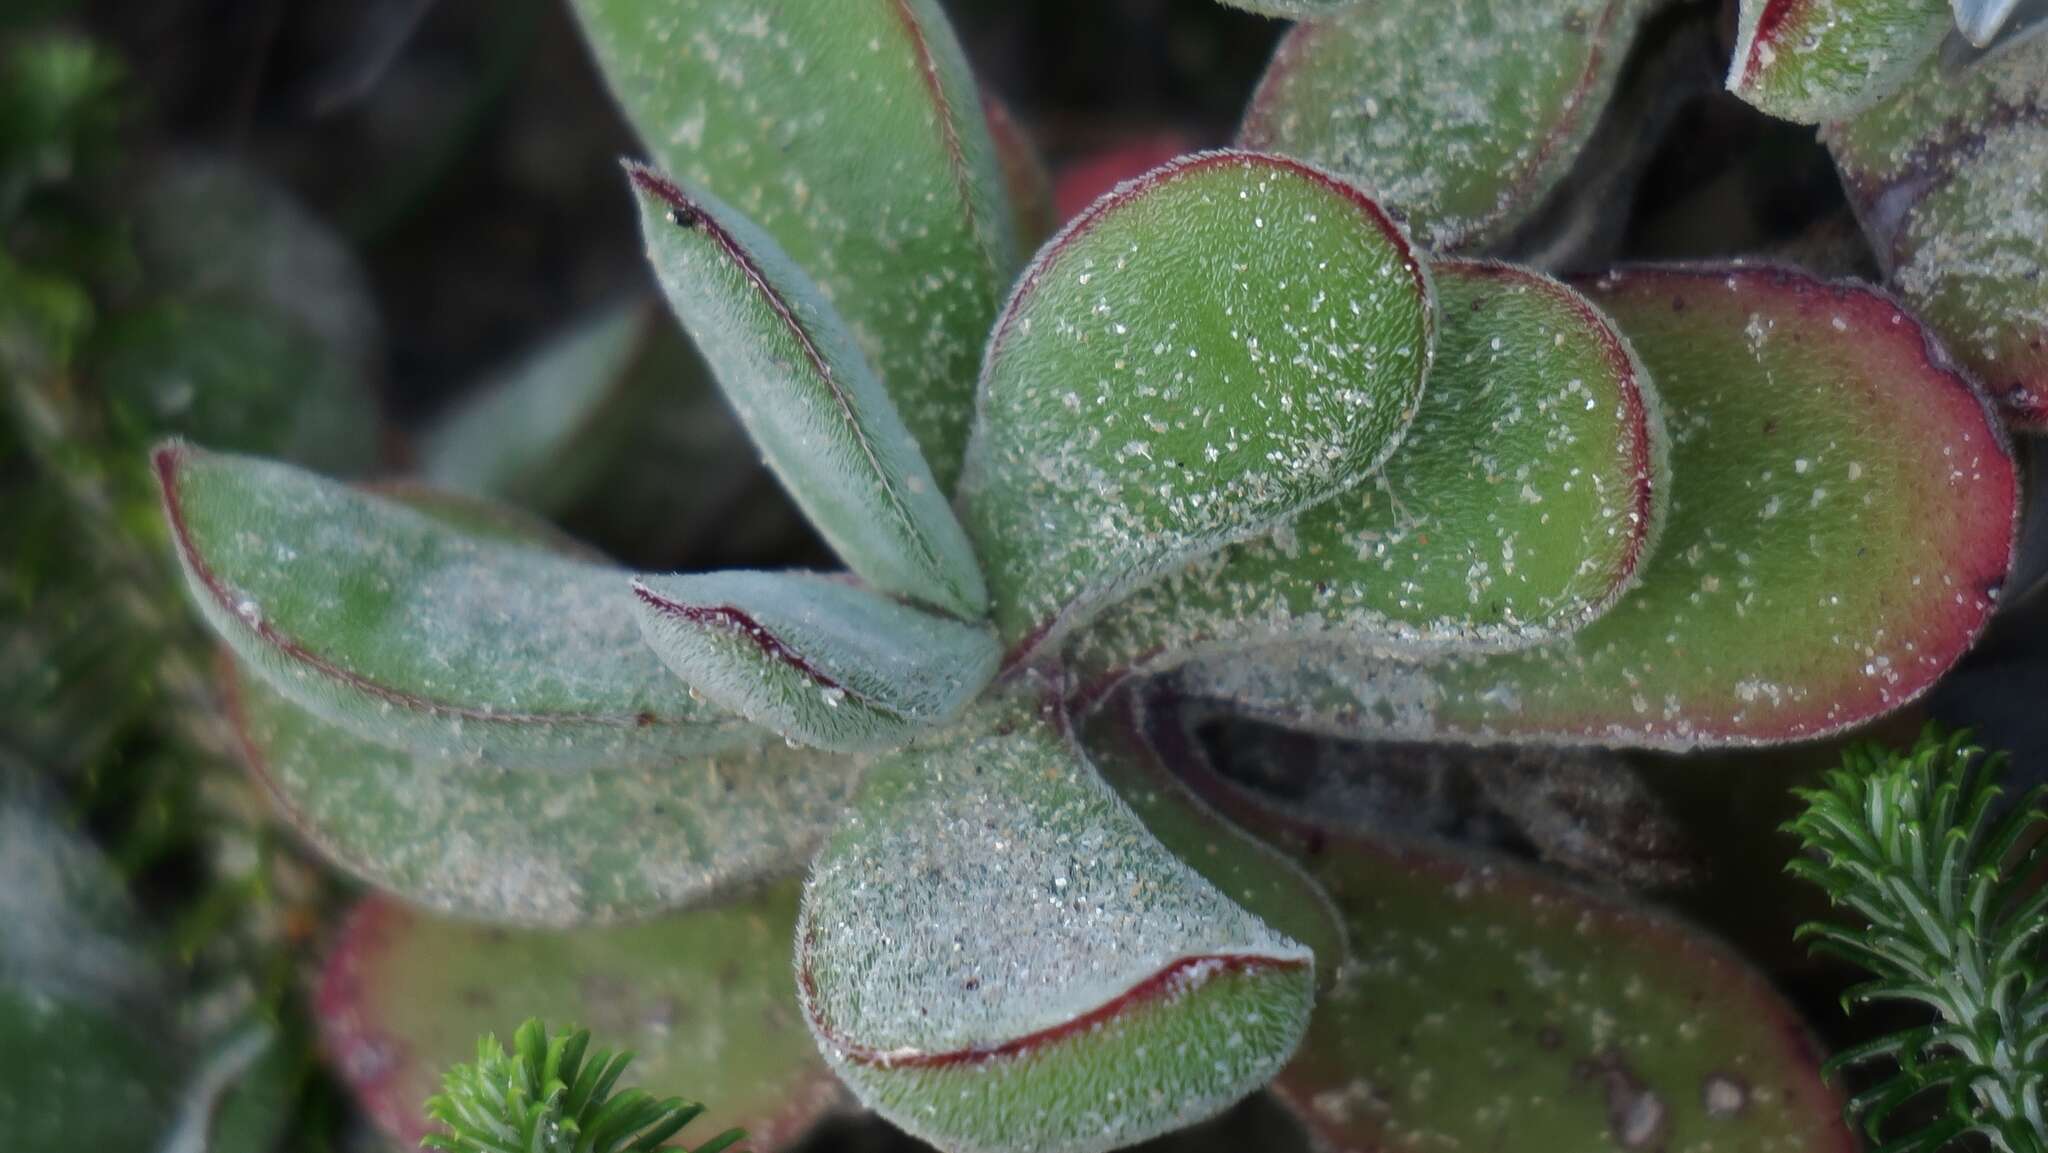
[628, 167, 987, 620]
[1824, 36, 2048, 426]
[318, 886, 844, 1150]
[155, 443, 757, 769]
[222, 660, 856, 925]
[961, 151, 1434, 659]
[1239, 0, 1663, 252]
[1083, 695, 1347, 990]
[1183, 265, 2014, 749]
[797, 698, 1314, 1153]
[985, 95, 1058, 254]
[1213, 0, 1370, 16]
[568, 0, 1016, 489]
[632, 571, 999, 753]
[1727, 0, 1952, 124]
[1151, 735, 1856, 1153]
[418, 300, 761, 556]
[1070, 260, 1665, 697]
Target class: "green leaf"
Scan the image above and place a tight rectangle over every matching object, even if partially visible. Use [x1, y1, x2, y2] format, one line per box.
[797, 698, 1314, 1153]
[155, 443, 757, 769]
[1183, 265, 2015, 749]
[1239, 0, 1663, 252]
[318, 886, 842, 1149]
[1160, 748, 1857, 1152]
[568, 0, 1016, 489]
[418, 300, 761, 558]
[628, 168, 988, 621]
[961, 151, 1434, 659]
[1069, 260, 1666, 696]
[1824, 36, 2048, 428]
[631, 571, 999, 753]
[1082, 695, 1347, 989]
[1727, 0, 1952, 124]
[222, 661, 856, 925]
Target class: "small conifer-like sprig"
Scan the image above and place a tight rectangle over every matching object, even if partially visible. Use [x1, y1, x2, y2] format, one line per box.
[422, 1019, 748, 1153]
[1789, 726, 2048, 1153]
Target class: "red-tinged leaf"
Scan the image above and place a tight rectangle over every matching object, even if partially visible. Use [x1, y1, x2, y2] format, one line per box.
[318, 888, 844, 1150]
[797, 696, 1314, 1153]
[1728, 0, 1952, 124]
[1240, 0, 1664, 252]
[1824, 35, 2048, 427]
[1067, 260, 1665, 700]
[1141, 712, 1860, 1153]
[567, 0, 1017, 489]
[961, 151, 1435, 661]
[985, 95, 1058, 253]
[1184, 265, 2015, 750]
[155, 444, 758, 770]
[221, 657, 857, 926]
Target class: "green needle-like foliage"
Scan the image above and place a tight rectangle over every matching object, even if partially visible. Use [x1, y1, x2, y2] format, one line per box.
[1789, 727, 2048, 1153]
[423, 1019, 748, 1153]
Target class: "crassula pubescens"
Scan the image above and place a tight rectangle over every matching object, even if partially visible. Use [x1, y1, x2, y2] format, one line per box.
[11, 0, 2045, 1150]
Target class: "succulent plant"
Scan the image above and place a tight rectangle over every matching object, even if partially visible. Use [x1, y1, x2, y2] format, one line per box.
[0, 0, 2024, 1151]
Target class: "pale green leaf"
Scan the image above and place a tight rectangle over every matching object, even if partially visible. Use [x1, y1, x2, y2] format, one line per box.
[961, 151, 1434, 659]
[798, 697, 1313, 1153]
[629, 167, 987, 620]
[632, 571, 999, 753]
[223, 662, 857, 926]
[1183, 265, 2015, 749]
[155, 443, 757, 770]
[1239, 0, 1664, 251]
[568, 0, 1016, 488]
[1069, 260, 1666, 696]
[1727, 0, 1952, 123]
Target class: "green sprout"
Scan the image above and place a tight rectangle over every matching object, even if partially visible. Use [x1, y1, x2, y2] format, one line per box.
[423, 1019, 747, 1153]
[1789, 727, 2048, 1153]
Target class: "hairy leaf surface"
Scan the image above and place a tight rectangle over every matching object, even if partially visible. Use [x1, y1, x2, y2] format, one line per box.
[1154, 742, 1857, 1153]
[1240, 0, 1662, 251]
[1184, 266, 2014, 749]
[223, 662, 855, 926]
[1084, 697, 1347, 989]
[319, 887, 843, 1150]
[1727, 0, 1952, 123]
[961, 151, 1433, 659]
[630, 168, 987, 619]
[156, 444, 756, 769]
[797, 699, 1313, 1153]
[1825, 35, 2048, 426]
[569, 0, 1016, 488]
[633, 571, 999, 753]
[1071, 261, 1665, 695]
